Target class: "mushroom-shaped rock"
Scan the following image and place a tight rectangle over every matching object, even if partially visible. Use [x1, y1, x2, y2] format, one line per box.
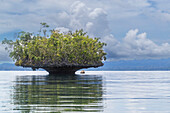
[3, 24, 107, 75]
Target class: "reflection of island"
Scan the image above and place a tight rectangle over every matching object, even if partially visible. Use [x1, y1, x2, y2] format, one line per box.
[12, 74, 104, 112]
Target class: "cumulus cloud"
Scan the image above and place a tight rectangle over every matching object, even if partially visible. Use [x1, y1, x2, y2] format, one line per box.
[55, 1, 109, 38]
[106, 29, 170, 60]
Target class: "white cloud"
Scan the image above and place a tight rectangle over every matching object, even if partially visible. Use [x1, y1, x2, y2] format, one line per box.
[106, 29, 170, 60]
[89, 8, 107, 19]
[53, 1, 110, 38]
[55, 27, 69, 33]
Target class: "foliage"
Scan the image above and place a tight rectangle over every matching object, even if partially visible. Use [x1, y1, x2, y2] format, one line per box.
[2, 23, 107, 68]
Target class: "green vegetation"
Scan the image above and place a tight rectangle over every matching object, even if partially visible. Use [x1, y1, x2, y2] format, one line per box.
[2, 23, 107, 71]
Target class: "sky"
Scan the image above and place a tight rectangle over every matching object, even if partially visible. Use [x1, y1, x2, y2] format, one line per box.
[0, 0, 170, 63]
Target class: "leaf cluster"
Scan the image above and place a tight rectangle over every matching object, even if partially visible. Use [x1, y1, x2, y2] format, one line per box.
[2, 23, 107, 68]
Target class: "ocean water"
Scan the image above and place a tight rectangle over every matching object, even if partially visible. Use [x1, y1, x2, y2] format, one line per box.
[1, 71, 170, 113]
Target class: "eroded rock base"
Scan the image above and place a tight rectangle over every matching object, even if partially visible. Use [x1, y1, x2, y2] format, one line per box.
[43, 66, 82, 75]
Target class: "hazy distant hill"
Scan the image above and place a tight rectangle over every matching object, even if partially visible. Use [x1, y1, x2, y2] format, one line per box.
[87, 59, 170, 71]
[0, 63, 32, 71]
[1, 58, 170, 71]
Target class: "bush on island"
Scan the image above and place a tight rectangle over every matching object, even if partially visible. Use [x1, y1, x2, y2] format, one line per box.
[2, 23, 107, 74]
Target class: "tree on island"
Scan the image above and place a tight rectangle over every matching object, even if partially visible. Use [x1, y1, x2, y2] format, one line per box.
[2, 23, 107, 74]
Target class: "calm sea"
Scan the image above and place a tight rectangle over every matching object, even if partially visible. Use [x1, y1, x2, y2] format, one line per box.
[1, 71, 170, 113]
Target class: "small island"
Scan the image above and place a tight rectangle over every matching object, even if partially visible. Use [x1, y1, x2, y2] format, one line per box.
[2, 23, 107, 74]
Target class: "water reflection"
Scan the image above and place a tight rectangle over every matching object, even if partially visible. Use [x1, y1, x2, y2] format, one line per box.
[12, 74, 104, 112]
